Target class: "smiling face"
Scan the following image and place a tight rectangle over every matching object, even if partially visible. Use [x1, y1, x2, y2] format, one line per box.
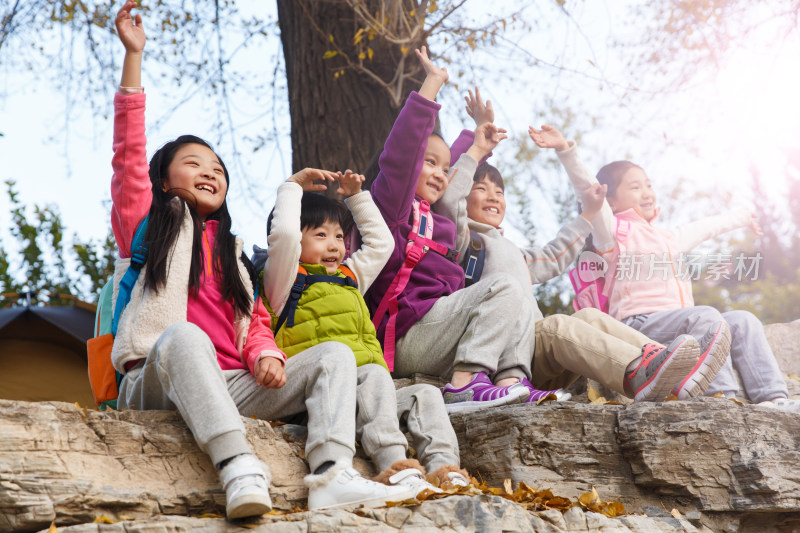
[414, 135, 451, 204]
[164, 143, 228, 219]
[606, 167, 657, 220]
[467, 176, 506, 227]
[299, 220, 346, 274]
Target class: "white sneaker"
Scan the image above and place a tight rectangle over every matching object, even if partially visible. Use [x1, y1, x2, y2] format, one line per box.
[759, 398, 800, 413]
[219, 454, 272, 519]
[445, 471, 469, 488]
[307, 466, 417, 511]
[388, 468, 442, 497]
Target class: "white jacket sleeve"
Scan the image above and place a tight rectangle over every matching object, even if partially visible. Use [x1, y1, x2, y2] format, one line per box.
[263, 182, 304, 315]
[673, 208, 753, 252]
[343, 191, 394, 294]
[556, 143, 616, 255]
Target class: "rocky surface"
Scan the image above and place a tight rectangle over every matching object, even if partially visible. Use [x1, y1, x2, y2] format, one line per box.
[2, 320, 799, 532]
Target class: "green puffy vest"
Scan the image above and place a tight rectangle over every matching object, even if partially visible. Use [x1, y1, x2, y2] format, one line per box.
[265, 263, 388, 370]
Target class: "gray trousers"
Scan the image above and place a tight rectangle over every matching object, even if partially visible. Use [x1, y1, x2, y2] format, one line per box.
[394, 273, 535, 382]
[623, 306, 787, 403]
[119, 322, 370, 472]
[354, 364, 409, 472]
[395, 384, 460, 473]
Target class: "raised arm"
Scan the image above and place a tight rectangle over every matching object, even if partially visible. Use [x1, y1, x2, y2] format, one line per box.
[673, 208, 758, 252]
[110, 1, 150, 257]
[531, 124, 616, 255]
[437, 122, 507, 253]
[340, 171, 394, 294]
[371, 47, 444, 222]
[116, 1, 145, 88]
[263, 169, 338, 315]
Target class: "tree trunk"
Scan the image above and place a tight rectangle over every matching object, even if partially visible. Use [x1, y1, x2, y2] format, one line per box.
[276, 0, 419, 180]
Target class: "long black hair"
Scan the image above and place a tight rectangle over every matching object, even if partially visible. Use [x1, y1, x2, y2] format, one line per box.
[143, 135, 251, 317]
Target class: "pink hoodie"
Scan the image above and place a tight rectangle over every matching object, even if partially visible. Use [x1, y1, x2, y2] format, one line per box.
[111, 91, 284, 373]
[602, 206, 752, 321]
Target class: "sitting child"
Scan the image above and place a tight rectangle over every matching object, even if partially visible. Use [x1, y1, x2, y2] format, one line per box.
[437, 89, 730, 402]
[261, 169, 467, 507]
[533, 123, 796, 409]
[366, 48, 537, 412]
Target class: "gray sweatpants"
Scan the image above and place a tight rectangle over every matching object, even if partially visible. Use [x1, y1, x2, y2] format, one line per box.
[395, 384, 460, 473]
[394, 273, 535, 382]
[118, 322, 363, 472]
[623, 306, 787, 403]
[354, 364, 409, 472]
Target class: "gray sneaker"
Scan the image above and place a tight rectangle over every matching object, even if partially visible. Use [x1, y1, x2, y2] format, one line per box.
[625, 335, 699, 402]
[670, 321, 731, 399]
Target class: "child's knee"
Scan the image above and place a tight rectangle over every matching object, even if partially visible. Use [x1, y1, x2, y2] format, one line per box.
[723, 309, 762, 334]
[156, 322, 214, 367]
[572, 307, 605, 323]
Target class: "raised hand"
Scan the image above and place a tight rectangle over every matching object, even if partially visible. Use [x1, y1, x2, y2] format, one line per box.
[255, 356, 286, 389]
[528, 124, 569, 152]
[465, 87, 494, 126]
[416, 46, 448, 101]
[115, 1, 145, 54]
[467, 123, 507, 162]
[336, 169, 365, 198]
[415, 46, 449, 84]
[580, 183, 607, 221]
[288, 168, 340, 192]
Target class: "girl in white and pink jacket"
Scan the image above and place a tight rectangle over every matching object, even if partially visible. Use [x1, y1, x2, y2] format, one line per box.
[533, 124, 796, 412]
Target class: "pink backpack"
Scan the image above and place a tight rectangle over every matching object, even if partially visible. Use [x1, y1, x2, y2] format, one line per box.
[568, 218, 630, 313]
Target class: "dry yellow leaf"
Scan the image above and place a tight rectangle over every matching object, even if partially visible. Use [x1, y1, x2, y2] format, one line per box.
[46, 522, 58, 533]
[587, 385, 601, 402]
[670, 508, 682, 519]
[367, 47, 374, 60]
[323, 50, 338, 59]
[92, 516, 116, 524]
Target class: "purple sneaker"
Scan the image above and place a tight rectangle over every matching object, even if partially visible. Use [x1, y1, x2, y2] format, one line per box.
[519, 378, 572, 403]
[442, 373, 529, 413]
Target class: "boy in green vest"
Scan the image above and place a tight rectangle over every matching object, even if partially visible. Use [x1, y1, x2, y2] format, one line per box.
[262, 168, 469, 501]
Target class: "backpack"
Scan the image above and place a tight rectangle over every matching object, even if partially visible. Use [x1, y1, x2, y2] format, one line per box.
[86, 216, 149, 410]
[568, 218, 629, 313]
[371, 199, 459, 371]
[460, 229, 486, 287]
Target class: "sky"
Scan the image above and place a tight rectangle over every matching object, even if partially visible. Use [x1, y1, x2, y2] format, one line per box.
[2, 1, 800, 296]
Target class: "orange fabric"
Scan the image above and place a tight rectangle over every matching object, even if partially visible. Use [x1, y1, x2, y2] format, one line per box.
[87, 333, 117, 407]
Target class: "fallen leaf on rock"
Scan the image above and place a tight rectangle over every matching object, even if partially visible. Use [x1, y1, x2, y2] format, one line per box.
[710, 391, 726, 399]
[199, 513, 223, 519]
[503, 478, 513, 495]
[728, 398, 744, 405]
[578, 486, 626, 517]
[587, 385, 602, 402]
[92, 516, 118, 524]
[535, 393, 558, 405]
[47, 522, 58, 533]
[670, 508, 682, 519]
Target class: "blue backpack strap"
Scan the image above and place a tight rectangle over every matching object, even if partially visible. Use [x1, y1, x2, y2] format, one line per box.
[463, 230, 485, 287]
[274, 270, 358, 333]
[111, 215, 149, 336]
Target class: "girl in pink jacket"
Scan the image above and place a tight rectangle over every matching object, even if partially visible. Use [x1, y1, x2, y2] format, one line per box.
[111, 2, 415, 518]
[535, 124, 796, 412]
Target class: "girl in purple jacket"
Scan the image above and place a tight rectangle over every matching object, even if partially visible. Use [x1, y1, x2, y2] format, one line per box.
[367, 48, 542, 413]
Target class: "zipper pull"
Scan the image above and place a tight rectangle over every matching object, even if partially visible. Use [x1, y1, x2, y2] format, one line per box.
[202, 220, 206, 230]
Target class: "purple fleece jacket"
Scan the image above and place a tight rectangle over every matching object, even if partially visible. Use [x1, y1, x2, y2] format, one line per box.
[366, 91, 466, 344]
